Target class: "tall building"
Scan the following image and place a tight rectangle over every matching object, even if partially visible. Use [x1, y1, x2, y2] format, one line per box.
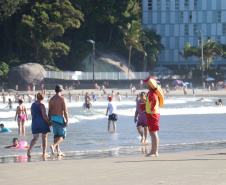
[142, 0, 226, 69]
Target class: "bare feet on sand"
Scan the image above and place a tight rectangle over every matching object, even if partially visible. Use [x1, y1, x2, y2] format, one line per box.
[43, 153, 50, 157]
[145, 152, 158, 157]
[50, 145, 55, 155]
[58, 151, 65, 156]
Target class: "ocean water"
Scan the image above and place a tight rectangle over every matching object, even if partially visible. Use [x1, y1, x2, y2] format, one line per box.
[0, 94, 226, 163]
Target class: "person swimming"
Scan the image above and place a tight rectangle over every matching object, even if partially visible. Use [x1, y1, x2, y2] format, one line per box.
[215, 99, 223, 106]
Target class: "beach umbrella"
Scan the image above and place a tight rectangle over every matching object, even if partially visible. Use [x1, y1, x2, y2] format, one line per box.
[171, 80, 183, 85]
[205, 77, 215, 81]
[184, 82, 189, 85]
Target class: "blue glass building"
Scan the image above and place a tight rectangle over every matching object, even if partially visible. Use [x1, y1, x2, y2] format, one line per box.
[142, 0, 226, 69]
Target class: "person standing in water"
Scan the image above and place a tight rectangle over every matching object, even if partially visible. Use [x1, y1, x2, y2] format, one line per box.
[14, 99, 28, 135]
[106, 97, 118, 133]
[134, 92, 148, 143]
[27, 93, 51, 157]
[143, 77, 161, 157]
[49, 85, 69, 156]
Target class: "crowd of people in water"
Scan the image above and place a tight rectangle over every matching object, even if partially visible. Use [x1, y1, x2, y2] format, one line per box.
[0, 80, 224, 159]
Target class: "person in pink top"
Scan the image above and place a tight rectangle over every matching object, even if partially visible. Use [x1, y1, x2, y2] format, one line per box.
[134, 92, 148, 143]
[15, 99, 28, 135]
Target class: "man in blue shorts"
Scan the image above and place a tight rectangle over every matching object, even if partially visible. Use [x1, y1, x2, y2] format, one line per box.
[49, 84, 69, 156]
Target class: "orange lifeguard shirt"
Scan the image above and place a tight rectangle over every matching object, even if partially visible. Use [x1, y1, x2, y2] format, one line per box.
[146, 89, 159, 114]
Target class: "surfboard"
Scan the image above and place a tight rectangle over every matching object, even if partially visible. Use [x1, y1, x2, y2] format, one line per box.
[148, 78, 164, 107]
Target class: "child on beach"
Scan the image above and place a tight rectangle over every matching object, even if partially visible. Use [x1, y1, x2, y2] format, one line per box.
[5, 138, 42, 149]
[4, 138, 28, 149]
[0, 123, 11, 133]
[106, 97, 118, 133]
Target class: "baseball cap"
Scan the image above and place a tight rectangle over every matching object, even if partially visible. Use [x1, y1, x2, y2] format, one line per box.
[108, 96, 113, 101]
[55, 84, 64, 92]
[143, 77, 156, 82]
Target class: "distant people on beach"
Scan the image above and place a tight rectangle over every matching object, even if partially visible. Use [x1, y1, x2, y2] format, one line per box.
[106, 97, 118, 133]
[193, 88, 196, 96]
[197, 98, 205, 101]
[117, 92, 121, 102]
[215, 99, 223, 106]
[49, 85, 69, 156]
[15, 99, 28, 135]
[76, 94, 81, 102]
[27, 92, 51, 157]
[69, 92, 72, 103]
[15, 84, 18, 91]
[91, 92, 97, 102]
[0, 123, 11, 133]
[126, 92, 128, 98]
[4, 98, 13, 109]
[83, 92, 92, 109]
[134, 92, 148, 143]
[112, 90, 115, 101]
[28, 85, 31, 94]
[143, 77, 161, 157]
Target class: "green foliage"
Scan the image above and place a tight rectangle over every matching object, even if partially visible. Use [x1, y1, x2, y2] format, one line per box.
[0, 0, 27, 22]
[0, 62, 9, 79]
[0, 0, 149, 72]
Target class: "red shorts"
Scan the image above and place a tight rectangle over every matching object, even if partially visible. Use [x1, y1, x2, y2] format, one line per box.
[146, 113, 160, 132]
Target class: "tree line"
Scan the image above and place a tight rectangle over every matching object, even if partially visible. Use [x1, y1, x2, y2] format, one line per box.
[179, 39, 226, 78]
[0, 0, 164, 79]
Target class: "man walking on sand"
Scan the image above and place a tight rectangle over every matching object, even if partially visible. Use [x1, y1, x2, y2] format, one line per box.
[49, 84, 69, 156]
[143, 77, 160, 157]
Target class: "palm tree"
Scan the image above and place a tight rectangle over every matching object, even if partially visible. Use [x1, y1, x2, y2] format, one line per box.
[119, 20, 144, 77]
[179, 42, 193, 66]
[185, 39, 223, 77]
[142, 29, 164, 72]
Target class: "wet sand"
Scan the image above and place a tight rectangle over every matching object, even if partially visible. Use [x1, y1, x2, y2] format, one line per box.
[1, 149, 226, 185]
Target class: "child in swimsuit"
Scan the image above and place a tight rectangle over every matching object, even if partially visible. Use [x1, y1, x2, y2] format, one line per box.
[15, 99, 28, 135]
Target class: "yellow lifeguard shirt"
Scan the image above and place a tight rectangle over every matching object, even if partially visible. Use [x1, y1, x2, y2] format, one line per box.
[146, 92, 159, 114]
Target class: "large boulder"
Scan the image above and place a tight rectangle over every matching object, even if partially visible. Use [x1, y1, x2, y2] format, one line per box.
[8, 63, 45, 90]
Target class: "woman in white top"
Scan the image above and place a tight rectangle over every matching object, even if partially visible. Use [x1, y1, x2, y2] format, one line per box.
[106, 97, 118, 133]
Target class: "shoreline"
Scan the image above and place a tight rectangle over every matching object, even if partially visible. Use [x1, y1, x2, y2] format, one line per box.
[1, 148, 226, 184]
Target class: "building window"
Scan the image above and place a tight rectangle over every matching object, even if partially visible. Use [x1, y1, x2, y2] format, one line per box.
[194, 0, 198, 9]
[184, 0, 189, 9]
[189, 12, 192, 22]
[166, 0, 170, 10]
[148, 0, 152, 10]
[223, 23, 226, 34]
[180, 12, 183, 23]
[217, 36, 221, 43]
[157, 0, 161, 10]
[185, 24, 189, 35]
[175, 0, 179, 10]
[218, 11, 221, 22]
[193, 24, 197, 35]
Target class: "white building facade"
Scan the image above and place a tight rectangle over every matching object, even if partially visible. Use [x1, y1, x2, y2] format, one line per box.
[142, 0, 226, 69]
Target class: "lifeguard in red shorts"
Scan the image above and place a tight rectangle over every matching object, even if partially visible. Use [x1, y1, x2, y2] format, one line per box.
[143, 77, 160, 157]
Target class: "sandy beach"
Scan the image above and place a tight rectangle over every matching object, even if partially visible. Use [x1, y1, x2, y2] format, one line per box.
[1, 88, 226, 185]
[0, 149, 226, 185]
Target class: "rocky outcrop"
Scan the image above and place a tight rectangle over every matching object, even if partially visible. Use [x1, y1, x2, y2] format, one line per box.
[8, 63, 45, 90]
